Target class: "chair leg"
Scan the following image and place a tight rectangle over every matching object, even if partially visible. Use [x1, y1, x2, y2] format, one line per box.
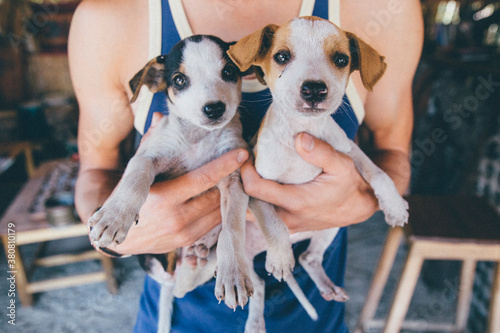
[2, 236, 33, 306]
[100, 256, 118, 294]
[383, 244, 424, 333]
[23, 145, 35, 178]
[487, 262, 500, 333]
[455, 259, 476, 332]
[354, 226, 404, 333]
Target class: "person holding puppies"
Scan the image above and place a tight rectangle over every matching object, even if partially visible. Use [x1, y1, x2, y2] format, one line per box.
[69, 0, 423, 331]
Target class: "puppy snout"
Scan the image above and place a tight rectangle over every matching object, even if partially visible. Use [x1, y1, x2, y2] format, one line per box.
[300, 81, 328, 105]
[203, 101, 226, 120]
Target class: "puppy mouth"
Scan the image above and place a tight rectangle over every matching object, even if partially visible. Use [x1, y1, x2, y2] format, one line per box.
[298, 102, 328, 115]
[202, 116, 230, 129]
[206, 119, 224, 125]
[300, 107, 325, 113]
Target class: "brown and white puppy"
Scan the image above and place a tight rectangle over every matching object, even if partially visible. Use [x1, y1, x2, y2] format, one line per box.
[228, 16, 409, 328]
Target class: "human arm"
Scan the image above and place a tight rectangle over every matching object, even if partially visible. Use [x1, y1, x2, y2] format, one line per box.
[69, 0, 248, 255]
[241, 0, 423, 233]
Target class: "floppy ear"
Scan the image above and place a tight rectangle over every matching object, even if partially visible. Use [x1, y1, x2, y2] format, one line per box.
[345, 32, 387, 92]
[129, 55, 168, 103]
[227, 24, 279, 72]
[253, 66, 266, 85]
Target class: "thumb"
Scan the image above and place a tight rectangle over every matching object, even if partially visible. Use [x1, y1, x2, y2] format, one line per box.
[150, 112, 163, 128]
[140, 112, 164, 145]
[295, 132, 344, 173]
[171, 148, 249, 199]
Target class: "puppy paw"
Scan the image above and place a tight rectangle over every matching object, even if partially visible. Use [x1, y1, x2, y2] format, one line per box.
[214, 263, 254, 310]
[88, 203, 138, 248]
[380, 196, 409, 227]
[182, 225, 221, 268]
[183, 243, 210, 268]
[320, 284, 349, 302]
[265, 244, 295, 281]
[372, 173, 409, 227]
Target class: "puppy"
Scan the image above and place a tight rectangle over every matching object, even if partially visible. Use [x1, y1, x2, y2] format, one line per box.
[228, 16, 409, 330]
[87, 35, 254, 331]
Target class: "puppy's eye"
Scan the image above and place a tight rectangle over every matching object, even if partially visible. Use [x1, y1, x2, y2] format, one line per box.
[173, 73, 188, 89]
[333, 53, 349, 68]
[273, 50, 291, 65]
[222, 64, 238, 82]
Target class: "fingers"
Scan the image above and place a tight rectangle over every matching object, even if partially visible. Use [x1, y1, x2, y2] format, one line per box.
[241, 157, 298, 208]
[295, 133, 351, 174]
[151, 111, 163, 127]
[140, 112, 163, 144]
[168, 148, 249, 199]
[184, 188, 221, 222]
[177, 208, 222, 247]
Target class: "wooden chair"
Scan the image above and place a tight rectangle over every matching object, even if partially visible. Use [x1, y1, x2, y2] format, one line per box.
[355, 195, 500, 333]
[0, 141, 37, 177]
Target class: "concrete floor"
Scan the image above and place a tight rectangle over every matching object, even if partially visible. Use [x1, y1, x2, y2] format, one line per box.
[0, 212, 460, 333]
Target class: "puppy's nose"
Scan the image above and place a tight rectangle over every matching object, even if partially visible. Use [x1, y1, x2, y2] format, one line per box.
[203, 101, 226, 119]
[300, 81, 328, 105]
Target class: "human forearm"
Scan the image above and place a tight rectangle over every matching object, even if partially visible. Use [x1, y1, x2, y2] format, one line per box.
[370, 149, 411, 196]
[75, 168, 123, 224]
[82, 149, 247, 255]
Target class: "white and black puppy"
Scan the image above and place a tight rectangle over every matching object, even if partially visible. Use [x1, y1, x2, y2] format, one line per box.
[228, 16, 409, 329]
[87, 35, 255, 331]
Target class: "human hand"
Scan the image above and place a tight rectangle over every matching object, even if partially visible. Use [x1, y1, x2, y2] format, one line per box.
[109, 113, 249, 255]
[241, 133, 379, 233]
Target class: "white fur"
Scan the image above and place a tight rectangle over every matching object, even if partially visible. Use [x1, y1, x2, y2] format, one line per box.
[173, 41, 242, 130]
[270, 19, 345, 118]
[87, 36, 255, 331]
[244, 17, 409, 331]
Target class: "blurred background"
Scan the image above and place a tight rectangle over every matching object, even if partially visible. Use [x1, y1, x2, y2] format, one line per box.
[0, 0, 499, 332]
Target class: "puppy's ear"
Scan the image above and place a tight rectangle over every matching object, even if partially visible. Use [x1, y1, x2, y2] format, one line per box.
[253, 66, 266, 85]
[129, 55, 168, 103]
[227, 24, 279, 72]
[238, 66, 266, 85]
[345, 32, 387, 92]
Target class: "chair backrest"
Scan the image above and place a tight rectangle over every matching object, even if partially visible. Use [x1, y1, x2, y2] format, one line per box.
[468, 128, 500, 333]
[476, 134, 500, 213]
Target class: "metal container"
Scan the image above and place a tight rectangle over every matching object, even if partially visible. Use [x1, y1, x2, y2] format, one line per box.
[45, 191, 77, 227]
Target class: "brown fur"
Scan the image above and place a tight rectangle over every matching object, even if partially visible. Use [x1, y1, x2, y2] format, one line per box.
[345, 31, 387, 91]
[129, 57, 167, 103]
[228, 16, 386, 92]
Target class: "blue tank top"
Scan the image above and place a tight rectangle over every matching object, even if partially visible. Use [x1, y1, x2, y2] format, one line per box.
[134, 1, 359, 332]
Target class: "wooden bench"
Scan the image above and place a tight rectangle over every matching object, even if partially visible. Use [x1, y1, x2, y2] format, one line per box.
[0, 160, 117, 306]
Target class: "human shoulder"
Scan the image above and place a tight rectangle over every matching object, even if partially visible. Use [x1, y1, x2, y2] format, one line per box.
[70, 0, 148, 91]
[342, 0, 423, 149]
[342, 0, 423, 102]
[342, 0, 423, 66]
[73, 0, 145, 25]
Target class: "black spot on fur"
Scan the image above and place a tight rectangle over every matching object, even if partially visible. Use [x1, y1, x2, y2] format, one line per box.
[164, 39, 187, 91]
[155, 35, 246, 98]
[156, 55, 167, 63]
[202, 35, 249, 78]
[349, 38, 360, 70]
[138, 254, 169, 274]
[190, 35, 203, 43]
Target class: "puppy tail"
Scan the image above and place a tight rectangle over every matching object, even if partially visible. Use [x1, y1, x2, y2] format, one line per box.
[158, 281, 175, 333]
[285, 274, 318, 321]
